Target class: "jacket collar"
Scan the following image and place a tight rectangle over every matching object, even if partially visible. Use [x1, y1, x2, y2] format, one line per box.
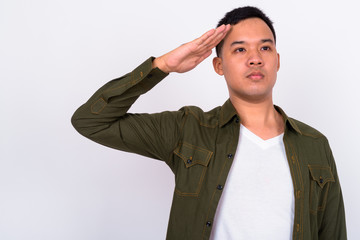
[219, 99, 238, 127]
[219, 99, 302, 135]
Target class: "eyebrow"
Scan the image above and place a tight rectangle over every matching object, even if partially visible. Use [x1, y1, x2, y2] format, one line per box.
[230, 39, 274, 46]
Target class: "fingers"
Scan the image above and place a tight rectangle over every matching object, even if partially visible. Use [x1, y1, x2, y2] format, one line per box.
[196, 24, 231, 49]
[196, 50, 213, 65]
[196, 29, 216, 45]
[207, 25, 231, 48]
[157, 24, 231, 73]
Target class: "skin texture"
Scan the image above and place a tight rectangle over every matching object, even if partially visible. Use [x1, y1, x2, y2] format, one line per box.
[213, 18, 280, 105]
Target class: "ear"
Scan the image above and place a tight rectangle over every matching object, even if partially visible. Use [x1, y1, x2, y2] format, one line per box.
[277, 53, 280, 71]
[212, 57, 224, 75]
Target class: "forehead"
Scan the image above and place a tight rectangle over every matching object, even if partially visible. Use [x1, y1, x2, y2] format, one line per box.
[225, 18, 275, 43]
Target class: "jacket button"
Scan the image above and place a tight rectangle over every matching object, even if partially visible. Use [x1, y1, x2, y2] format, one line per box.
[319, 177, 324, 184]
[187, 159, 192, 164]
[227, 153, 233, 158]
[206, 221, 212, 227]
[217, 185, 223, 190]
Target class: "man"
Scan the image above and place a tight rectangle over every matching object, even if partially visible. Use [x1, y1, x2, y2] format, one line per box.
[72, 6, 346, 240]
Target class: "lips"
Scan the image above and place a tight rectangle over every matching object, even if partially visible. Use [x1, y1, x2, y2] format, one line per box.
[247, 71, 264, 80]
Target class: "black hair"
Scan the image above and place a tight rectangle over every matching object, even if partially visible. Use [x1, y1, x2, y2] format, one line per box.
[215, 6, 276, 57]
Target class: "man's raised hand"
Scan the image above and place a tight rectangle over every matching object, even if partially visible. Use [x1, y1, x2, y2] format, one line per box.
[153, 24, 231, 73]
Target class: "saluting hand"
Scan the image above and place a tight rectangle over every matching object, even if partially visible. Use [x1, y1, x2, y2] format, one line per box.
[153, 24, 231, 73]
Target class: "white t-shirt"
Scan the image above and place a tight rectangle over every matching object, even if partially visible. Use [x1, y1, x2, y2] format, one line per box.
[210, 124, 294, 240]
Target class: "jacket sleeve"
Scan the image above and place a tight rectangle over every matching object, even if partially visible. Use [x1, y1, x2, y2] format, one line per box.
[71, 57, 185, 167]
[318, 139, 347, 240]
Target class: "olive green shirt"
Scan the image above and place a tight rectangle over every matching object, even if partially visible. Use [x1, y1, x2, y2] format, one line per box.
[71, 57, 347, 240]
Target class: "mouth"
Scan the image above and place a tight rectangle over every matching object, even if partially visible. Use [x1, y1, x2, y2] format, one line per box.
[247, 71, 264, 80]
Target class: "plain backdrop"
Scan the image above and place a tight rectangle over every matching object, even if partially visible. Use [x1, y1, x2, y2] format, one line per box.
[1, 0, 359, 239]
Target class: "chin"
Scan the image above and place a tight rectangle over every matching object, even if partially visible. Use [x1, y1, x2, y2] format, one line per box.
[235, 90, 273, 103]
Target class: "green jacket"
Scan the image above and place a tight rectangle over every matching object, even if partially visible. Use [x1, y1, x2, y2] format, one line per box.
[72, 57, 347, 240]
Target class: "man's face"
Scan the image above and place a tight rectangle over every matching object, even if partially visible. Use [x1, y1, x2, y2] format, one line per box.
[213, 18, 280, 103]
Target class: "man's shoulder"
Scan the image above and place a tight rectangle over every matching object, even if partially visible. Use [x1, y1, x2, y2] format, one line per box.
[179, 105, 223, 128]
[288, 117, 327, 140]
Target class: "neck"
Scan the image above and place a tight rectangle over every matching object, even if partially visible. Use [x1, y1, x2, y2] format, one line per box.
[230, 96, 284, 140]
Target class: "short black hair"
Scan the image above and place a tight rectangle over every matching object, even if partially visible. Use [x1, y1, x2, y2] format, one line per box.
[215, 6, 276, 57]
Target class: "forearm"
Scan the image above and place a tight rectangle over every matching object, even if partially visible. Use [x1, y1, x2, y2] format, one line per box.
[72, 57, 167, 135]
[71, 57, 177, 158]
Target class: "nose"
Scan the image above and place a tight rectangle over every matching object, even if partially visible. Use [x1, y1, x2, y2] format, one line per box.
[247, 52, 263, 67]
[249, 60, 262, 66]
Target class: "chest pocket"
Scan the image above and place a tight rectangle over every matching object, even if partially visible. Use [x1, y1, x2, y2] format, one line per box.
[173, 142, 213, 197]
[308, 165, 335, 214]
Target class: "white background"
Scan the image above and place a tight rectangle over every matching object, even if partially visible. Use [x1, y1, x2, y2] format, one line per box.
[1, 0, 359, 239]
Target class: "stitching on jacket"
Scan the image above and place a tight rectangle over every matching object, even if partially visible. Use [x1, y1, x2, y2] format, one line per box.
[308, 165, 332, 170]
[201, 124, 237, 239]
[287, 140, 304, 239]
[283, 139, 298, 239]
[309, 180, 315, 215]
[288, 118, 325, 139]
[188, 108, 218, 128]
[308, 165, 334, 215]
[308, 165, 335, 186]
[173, 142, 213, 165]
[174, 165, 206, 197]
[182, 142, 213, 154]
[300, 132, 322, 138]
[173, 142, 213, 197]
[201, 156, 229, 239]
[102, 72, 140, 95]
[91, 98, 106, 114]
[165, 110, 188, 167]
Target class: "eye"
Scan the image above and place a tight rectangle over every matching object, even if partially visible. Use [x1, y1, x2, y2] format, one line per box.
[261, 46, 271, 51]
[235, 48, 245, 53]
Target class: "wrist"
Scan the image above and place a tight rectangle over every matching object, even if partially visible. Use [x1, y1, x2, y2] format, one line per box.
[152, 56, 170, 74]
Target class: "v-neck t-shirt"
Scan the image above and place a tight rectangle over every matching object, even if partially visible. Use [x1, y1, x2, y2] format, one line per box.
[210, 124, 295, 240]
